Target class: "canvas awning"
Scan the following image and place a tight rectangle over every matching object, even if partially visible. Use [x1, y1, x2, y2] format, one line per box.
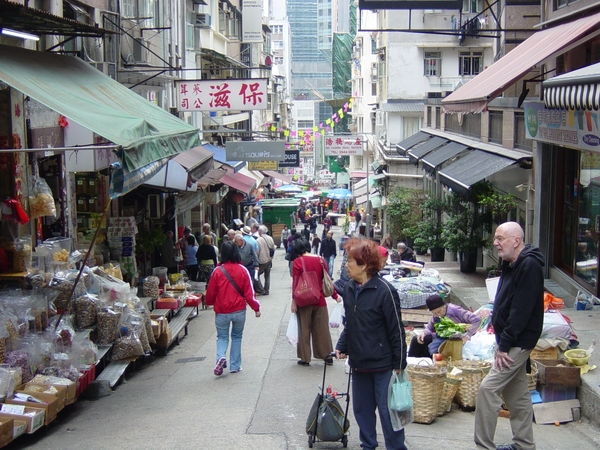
[172, 146, 214, 182]
[396, 131, 432, 156]
[203, 143, 244, 172]
[438, 150, 516, 196]
[407, 136, 448, 165]
[442, 11, 600, 113]
[543, 62, 600, 110]
[261, 170, 294, 184]
[219, 171, 256, 195]
[239, 168, 265, 188]
[421, 142, 469, 173]
[144, 160, 198, 192]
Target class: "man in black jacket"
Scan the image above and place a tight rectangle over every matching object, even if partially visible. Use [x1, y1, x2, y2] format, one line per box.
[474, 222, 544, 450]
[319, 231, 337, 276]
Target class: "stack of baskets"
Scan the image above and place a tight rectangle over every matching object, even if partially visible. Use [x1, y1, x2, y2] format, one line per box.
[449, 360, 492, 409]
[527, 362, 539, 391]
[406, 364, 446, 424]
[437, 374, 462, 416]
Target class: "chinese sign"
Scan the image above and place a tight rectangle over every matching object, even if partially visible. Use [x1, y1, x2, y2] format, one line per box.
[248, 161, 278, 170]
[324, 136, 363, 156]
[242, 0, 263, 43]
[175, 79, 268, 112]
[226, 141, 285, 162]
[524, 101, 600, 153]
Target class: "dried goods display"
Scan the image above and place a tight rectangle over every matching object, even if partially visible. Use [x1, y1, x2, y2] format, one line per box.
[142, 276, 160, 299]
[111, 334, 144, 360]
[97, 309, 121, 345]
[75, 295, 97, 328]
[5, 350, 33, 383]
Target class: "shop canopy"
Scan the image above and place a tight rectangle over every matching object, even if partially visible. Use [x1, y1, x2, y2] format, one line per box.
[261, 170, 294, 184]
[203, 143, 244, 172]
[442, 10, 600, 113]
[219, 171, 256, 195]
[0, 44, 199, 182]
[407, 136, 448, 165]
[420, 142, 469, 173]
[543, 62, 600, 110]
[396, 131, 432, 156]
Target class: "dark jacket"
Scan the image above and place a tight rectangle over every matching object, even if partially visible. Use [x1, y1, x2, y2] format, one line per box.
[492, 244, 545, 353]
[336, 275, 407, 371]
[320, 237, 337, 259]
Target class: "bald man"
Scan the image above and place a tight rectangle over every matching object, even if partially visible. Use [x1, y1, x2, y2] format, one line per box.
[474, 222, 544, 450]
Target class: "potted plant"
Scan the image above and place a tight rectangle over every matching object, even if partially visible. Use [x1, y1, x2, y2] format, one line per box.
[411, 197, 450, 261]
[386, 187, 426, 248]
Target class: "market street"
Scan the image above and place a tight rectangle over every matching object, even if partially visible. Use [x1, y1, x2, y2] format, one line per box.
[11, 227, 600, 450]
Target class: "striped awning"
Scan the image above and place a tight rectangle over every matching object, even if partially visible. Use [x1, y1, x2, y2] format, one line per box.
[543, 63, 600, 110]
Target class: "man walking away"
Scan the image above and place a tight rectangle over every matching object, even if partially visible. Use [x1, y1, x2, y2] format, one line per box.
[234, 233, 263, 294]
[474, 221, 544, 450]
[319, 230, 337, 276]
[256, 225, 275, 295]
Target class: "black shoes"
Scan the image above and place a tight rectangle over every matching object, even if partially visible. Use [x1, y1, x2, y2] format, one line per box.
[496, 445, 517, 450]
[325, 357, 334, 366]
[297, 360, 310, 366]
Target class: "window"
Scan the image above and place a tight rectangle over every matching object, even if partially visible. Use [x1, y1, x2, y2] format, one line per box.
[371, 82, 377, 96]
[459, 51, 483, 76]
[424, 52, 441, 76]
[426, 107, 432, 127]
[121, 0, 159, 28]
[514, 112, 532, 151]
[462, 0, 483, 13]
[435, 107, 441, 130]
[489, 110, 503, 144]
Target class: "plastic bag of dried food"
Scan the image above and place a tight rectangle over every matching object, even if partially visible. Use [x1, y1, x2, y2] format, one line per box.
[140, 308, 156, 345]
[50, 276, 75, 312]
[29, 177, 56, 219]
[75, 293, 98, 329]
[97, 308, 121, 345]
[72, 333, 99, 366]
[142, 276, 160, 299]
[119, 310, 151, 354]
[13, 236, 32, 273]
[5, 344, 34, 384]
[111, 333, 144, 361]
[49, 315, 75, 352]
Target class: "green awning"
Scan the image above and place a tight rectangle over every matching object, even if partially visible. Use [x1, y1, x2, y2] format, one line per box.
[0, 44, 199, 172]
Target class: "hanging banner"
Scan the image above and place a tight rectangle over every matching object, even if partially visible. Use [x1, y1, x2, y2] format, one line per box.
[175, 79, 268, 112]
[226, 141, 286, 161]
[242, 0, 263, 43]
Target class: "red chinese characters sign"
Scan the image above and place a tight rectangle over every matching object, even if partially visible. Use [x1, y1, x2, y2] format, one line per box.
[175, 78, 268, 112]
[324, 136, 363, 156]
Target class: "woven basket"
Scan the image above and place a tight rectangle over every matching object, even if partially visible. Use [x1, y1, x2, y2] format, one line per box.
[450, 360, 492, 409]
[406, 364, 446, 424]
[527, 363, 539, 391]
[437, 375, 462, 416]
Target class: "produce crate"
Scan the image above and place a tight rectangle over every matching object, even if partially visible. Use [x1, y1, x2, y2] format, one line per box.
[76, 365, 96, 397]
[534, 359, 580, 387]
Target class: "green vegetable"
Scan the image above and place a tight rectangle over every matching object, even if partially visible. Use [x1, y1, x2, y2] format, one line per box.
[434, 316, 467, 338]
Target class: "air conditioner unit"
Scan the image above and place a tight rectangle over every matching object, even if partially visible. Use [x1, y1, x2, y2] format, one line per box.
[147, 194, 163, 219]
[132, 37, 150, 64]
[90, 62, 117, 80]
[195, 13, 211, 28]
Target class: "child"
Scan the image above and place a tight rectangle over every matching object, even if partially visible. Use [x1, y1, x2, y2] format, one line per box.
[312, 234, 321, 254]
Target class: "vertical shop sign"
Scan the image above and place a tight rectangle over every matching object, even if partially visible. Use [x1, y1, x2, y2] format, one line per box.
[242, 0, 263, 43]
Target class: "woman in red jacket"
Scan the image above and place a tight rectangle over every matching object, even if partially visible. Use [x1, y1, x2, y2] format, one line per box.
[291, 237, 340, 366]
[205, 241, 261, 376]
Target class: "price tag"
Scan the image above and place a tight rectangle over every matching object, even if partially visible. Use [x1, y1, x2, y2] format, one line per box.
[1, 404, 26, 415]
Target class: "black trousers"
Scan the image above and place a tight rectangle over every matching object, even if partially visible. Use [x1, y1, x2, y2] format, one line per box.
[408, 334, 433, 357]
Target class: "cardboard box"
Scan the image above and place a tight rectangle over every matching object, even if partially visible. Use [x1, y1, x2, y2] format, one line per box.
[534, 359, 581, 387]
[21, 383, 67, 412]
[30, 377, 76, 405]
[12, 420, 27, 439]
[0, 406, 45, 433]
[531, 347, 559, 360]
[0, 418, 13, 447]
[7, 392, 60, 425]
[155, 328, 172, 348]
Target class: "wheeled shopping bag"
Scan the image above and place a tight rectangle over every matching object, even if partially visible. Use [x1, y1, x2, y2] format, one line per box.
[305, 353, 351, 448]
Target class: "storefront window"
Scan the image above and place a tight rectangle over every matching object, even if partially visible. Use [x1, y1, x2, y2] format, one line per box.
[575, 151, 600, 289]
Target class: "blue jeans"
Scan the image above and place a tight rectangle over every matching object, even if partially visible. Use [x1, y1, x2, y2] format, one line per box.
[215, 309, 246, 372]
[326, 255, 335, 276]
[352, 370, 407, 450]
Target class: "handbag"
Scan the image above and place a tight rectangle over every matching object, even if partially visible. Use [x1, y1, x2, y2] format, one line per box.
[389, 370, 413, 412]
[292, 257, 321, 307]
[219, 266, 246, 301]
[320, 257, 334, 297]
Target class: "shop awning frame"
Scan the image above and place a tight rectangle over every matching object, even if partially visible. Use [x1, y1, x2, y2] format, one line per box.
[438, 150, 516, 197]
[543, 62, 600, 110]
[396, 131, 432, 156]
[421, 142, 469, 173]
[442, 11, 600, 113]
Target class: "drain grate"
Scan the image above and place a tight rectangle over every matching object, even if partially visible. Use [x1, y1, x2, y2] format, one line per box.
[175, 357, 206, 364]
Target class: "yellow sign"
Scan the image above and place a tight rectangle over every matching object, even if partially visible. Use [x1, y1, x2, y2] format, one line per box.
[248, 161, 278, 170]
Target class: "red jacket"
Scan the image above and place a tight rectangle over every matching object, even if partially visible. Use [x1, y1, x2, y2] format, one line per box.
[292, 255, 338, 307]
[205, 262, 261, 314]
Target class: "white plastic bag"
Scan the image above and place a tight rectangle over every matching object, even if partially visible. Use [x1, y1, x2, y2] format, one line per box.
[329, 303, 343, 328]
[286, 313, 298, 347]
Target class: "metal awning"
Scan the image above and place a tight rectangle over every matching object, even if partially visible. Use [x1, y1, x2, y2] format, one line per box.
[145, 160, 198, 192]
[0, 44, 199, 196]
[203, 143, 244, 172]
[438, 150, 516, 196]
[0, 0, 113, 37]
[442, 10, 600, 113]
[261, 170, 294, 184]
[381, 102, 424, 113]
[219, 171, 256, 195]
[196, 168, 227, 187]
[396, 131, 432, 156]
[172, 146, 213, 182]
[421, 142, 469, 173]
[407, 136, 448, 165]
[239, 168, 265, 187]
[543, 62, 600, 110]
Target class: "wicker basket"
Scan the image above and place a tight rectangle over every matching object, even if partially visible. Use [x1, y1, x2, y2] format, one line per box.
[450, 360, 492, 409]
[406, 364, 446, 424]
[437, 375, 462, 416]
[527, 363, 539, 391]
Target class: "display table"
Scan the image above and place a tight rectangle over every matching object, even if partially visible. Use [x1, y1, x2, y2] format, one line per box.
[382, 265, 449, 309]
[0, 271, 28, 288]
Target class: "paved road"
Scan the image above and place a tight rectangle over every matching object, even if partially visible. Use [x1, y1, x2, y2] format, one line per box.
[12, 226, 600, 449]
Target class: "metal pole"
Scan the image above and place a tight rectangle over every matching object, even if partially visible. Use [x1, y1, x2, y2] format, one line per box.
[365, 136, 370, 239]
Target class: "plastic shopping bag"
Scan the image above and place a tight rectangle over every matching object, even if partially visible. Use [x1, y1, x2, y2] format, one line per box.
[286, 313, 298, 347]
[329, 302, 343, 328]
[388, 370, 414, 431]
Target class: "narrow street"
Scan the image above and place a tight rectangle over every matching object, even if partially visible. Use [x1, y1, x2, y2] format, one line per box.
[11, 227, 600, 450]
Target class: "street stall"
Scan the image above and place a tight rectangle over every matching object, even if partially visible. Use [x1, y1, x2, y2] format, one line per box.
[381, 263, 450, 309]
[259, 197, 301, 246]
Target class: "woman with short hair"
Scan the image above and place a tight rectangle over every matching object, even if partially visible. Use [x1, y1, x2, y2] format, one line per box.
[335, 238, 408, 450]
[196, 235, 218, 283]
[204, 241, 261, 375]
